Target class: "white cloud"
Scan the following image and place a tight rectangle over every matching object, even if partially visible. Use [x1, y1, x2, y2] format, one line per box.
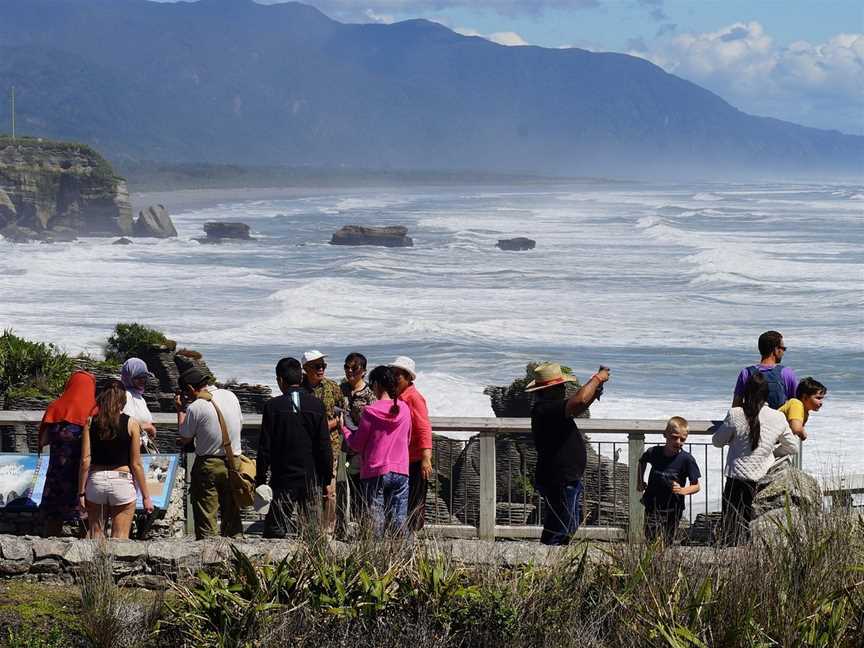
[364, 8, 395, 23]
[488, 31, 529, 46]
[630, 22, 864, 134]
[251, 0, 601, 18]
[453, 26, 528, 46]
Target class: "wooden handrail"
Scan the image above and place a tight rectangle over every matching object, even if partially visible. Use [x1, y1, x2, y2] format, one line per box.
[0, 411, 724, 435]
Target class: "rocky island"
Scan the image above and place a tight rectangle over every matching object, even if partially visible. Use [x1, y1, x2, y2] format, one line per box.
[0, 137, 132, 241]
[330, 225, 413, 247]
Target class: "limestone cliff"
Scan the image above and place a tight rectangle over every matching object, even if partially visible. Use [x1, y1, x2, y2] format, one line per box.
[0, 137, 132, 238]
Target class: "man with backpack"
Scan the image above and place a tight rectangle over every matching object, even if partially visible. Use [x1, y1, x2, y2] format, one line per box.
[732, 331, 798, 409]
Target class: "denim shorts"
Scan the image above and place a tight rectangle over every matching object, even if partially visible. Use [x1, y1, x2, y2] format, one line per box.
[86, 470, 136, 506]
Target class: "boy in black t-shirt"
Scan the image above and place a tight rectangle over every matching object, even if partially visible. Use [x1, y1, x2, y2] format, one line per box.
[637, 416, 701, 545]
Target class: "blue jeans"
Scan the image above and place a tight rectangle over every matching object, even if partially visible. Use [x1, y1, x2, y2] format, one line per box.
[362, 472, 409, 537]
[538, 480, 583, 546]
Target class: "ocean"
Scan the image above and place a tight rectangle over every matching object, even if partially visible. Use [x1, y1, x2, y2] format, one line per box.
[1, 180, 862, 483]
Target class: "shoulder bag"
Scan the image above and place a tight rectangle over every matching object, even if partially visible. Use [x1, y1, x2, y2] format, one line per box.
[197, 390, 256, 508]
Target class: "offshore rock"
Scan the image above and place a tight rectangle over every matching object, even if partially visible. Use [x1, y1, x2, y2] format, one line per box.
[113, 237, 134, 245]
[496, 237, 536, 251]
[196, 221, 252, 243]
[0, 224, 40, 242]
[0, 137, 132, 237]
[134, 204, 177, 238]
[330, 225, 413, 247]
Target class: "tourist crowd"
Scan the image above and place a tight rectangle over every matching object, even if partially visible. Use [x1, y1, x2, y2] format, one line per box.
[34, 329, 825, 546]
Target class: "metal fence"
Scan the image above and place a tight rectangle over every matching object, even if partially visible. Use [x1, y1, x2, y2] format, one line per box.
[1, 412, 806, 541]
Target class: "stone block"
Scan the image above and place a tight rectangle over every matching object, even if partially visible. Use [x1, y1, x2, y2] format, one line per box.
[0, 536, 33, 561]
[265, 540, 299, 563]
[119, 574, 172, 590]
[30, 558, 61, 574]
[109, 540, 148, 561]
[0, 559, 31, 575]
[148, 540, 199, 565]
[33, 538, 72, 560]
[62, 540, 100, 565]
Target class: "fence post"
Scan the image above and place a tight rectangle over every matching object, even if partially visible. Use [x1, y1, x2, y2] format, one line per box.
[627, 432, 644, 543]
[185, 452, 195, 537]
[478, 429, 497, 541]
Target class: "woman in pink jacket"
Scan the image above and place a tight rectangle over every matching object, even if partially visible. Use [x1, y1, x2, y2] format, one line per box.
[343, 365, 412, 536]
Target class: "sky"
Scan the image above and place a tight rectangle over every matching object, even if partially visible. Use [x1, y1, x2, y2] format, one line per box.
[161, 1, 864, 135]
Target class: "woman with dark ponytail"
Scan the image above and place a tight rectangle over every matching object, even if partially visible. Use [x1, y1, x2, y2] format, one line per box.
[713, 372, 798, 545]
[343, 365, 412, 536]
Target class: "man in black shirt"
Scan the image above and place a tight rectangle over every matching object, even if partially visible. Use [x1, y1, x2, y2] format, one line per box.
[256, 357, 332, 538]
[528, 362, 610, 545]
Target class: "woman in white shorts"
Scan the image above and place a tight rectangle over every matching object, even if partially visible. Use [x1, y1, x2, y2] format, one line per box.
[78, 379, 154, 538]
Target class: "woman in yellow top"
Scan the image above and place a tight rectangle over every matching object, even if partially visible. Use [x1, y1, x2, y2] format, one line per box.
[779, 377, 827, 441]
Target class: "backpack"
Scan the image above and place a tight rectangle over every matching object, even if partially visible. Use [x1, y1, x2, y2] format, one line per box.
[747, 365, 787, 409]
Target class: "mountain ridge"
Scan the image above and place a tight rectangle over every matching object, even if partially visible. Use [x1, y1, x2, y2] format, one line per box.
[0, 0, 860, 178]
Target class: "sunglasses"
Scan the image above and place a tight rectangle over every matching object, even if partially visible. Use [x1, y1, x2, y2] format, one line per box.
[344, 364, 365, 374]
[308, 362, 327, 371]
[778, 345, 787, 351]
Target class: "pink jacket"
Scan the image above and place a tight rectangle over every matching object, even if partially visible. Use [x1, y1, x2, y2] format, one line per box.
[343, 399, 411, 480]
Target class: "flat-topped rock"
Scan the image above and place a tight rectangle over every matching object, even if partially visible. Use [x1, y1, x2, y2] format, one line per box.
[496, 237, 535, 251]
[330, 225, 413, 247]
[196, 221, 253, 243]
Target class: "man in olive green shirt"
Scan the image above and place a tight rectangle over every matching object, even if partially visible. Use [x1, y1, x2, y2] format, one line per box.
[301, 350, 343, 533]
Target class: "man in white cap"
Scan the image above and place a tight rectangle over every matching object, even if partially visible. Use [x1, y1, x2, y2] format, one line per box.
[390, 356, 433, 531]
[526, 362, 610, 545]
[301, 349, 343, 533]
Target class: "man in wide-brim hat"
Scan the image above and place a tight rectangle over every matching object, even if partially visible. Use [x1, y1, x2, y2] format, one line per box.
[528, 362, 610, 545]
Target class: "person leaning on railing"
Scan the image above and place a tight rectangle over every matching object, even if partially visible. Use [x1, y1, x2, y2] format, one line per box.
[527, 362, 611, 546]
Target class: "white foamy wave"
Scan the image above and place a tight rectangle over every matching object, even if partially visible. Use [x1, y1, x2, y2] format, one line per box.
[691, 192, 724, 201]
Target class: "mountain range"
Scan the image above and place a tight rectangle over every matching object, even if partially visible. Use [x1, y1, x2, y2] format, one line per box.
[0, 0, 861, 178]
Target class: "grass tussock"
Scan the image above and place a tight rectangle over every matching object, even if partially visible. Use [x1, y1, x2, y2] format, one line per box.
[1, 505, 861, 648]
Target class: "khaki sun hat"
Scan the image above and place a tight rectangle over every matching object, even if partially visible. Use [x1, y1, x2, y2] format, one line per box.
[524, 362, 579, 392]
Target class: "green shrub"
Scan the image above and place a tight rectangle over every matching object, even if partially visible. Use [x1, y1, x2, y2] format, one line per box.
[105, 323, 168, 363]
[0, 329, 75, 399]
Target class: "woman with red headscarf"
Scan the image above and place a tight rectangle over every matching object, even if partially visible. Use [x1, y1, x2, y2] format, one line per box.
[38, 371, 96, 537]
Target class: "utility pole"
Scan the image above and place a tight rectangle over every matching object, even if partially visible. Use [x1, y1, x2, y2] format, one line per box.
[10, 86, 15, 141]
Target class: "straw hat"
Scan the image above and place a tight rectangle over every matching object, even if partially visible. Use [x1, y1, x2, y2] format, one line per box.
[524, 362, 578, 392]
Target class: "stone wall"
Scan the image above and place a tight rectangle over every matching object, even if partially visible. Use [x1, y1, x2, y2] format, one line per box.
[0, 535, 575, 588]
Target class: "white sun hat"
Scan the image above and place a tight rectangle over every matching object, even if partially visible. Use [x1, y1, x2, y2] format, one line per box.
[389, 356, 416, 380]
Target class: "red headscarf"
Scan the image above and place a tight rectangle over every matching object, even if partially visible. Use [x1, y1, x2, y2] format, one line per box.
[40, 370, 97, 428]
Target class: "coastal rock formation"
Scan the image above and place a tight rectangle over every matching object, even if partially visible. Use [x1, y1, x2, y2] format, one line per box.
[0, 190, 15, 228]
[753, 459, 821, 517]
[134, 204, 177, 238]
[330, 225, 413, 247]
[496, 237, 536, 251]
[196, 221, 252, 243]
[113, 237, 133, 245]
[0, 137, 132, 239]
[444, 364, 630, 529]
